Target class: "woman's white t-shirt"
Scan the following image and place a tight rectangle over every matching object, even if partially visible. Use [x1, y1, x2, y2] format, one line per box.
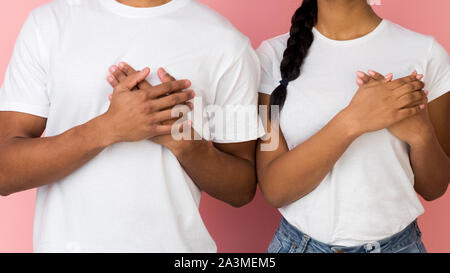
[257, 20, 450, 247]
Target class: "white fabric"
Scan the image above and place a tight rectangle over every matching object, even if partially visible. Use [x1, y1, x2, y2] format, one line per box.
[0, 0, 263, 252]
[257, 20, 449, 247]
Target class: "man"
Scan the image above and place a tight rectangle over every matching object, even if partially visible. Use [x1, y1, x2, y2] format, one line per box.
[0, 0, 263, 252]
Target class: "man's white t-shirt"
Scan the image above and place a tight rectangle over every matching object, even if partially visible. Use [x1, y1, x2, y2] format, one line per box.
[257, 20, 450, 247]
[0, 0, 263, 252]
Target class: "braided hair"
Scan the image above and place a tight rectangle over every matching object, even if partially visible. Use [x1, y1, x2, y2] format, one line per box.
[270, 0, 317, 112]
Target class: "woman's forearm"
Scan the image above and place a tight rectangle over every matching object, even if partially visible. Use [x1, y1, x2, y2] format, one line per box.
[410, 133, 450, 201]
[259, 108, 361, 208]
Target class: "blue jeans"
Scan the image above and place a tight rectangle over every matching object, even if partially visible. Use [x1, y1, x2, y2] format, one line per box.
[268, 218, 427, 253]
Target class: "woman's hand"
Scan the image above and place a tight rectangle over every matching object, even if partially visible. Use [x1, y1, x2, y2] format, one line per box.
[343, 72, 427, 137]
[357, 70, 434, 146]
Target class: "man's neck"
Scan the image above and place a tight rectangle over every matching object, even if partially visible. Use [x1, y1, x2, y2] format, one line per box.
[116, 0, 172, 8]
[315, 0, 382, 41]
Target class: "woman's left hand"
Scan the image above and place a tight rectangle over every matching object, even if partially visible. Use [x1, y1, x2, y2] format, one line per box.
[356, 70, 435, 146]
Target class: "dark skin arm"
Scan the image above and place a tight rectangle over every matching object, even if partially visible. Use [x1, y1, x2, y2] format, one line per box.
[358, 71, 450, 201]
[257, 74, 427, 208]
[0, 69, 194, 196]
[108, 63, 257, 207]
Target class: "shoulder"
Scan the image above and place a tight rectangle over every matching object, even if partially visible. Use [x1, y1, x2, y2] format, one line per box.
[29, 0, 96, 26]
[256, 33, 289, 68]
[186, 1, 252, 57]
[383, 20, 436, 52]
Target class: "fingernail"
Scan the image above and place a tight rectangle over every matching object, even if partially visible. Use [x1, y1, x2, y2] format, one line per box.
[119, 62, 125, 69]
[416, 74, 423, 80]
[110, 66, 117, 73]
[356, 78, 364, 85]
[159, 68, 167, 75]
[368, 70, 375, 76]
[190, 90, 195, 98]
[108, 94, 112, 101]
[420, 104, 425, 109]
[107, 76, 114, 83]
[424, 90, 429, 96]
[356, 71, 365, 78]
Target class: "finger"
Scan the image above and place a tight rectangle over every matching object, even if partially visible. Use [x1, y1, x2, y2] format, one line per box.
[367, 70, 385, 81]
[107, 74, 119, 88]
[387, 74, 420, 89]
[393, 80, 425, 97]
[397, 90, 426, 109]
[120, 67, 150, 91]
[147, 80, 192, 99]
[150, 108, 185, 124]
[119, 62, 153, 89]
[384, 73, 393, 82]
[152, 120, 191, 136]
[110, 65, 127, 83]
[158, 68, 177, 83]
[396, 105, 422, 121]
[356, 71, 371, 86]
[151, 90, 195, 111]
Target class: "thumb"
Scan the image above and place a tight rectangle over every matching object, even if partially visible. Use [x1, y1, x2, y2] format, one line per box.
[158, 68, 177, 83]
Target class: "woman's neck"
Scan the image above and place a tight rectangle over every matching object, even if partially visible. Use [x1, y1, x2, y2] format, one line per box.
[117, 0, 172, 8]
[315, 0, 382, 41]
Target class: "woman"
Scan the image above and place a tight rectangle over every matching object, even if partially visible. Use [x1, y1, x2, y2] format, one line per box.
[257, 0, 449, 253]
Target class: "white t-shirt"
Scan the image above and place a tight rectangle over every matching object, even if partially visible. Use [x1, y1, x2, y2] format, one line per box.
[0, 0, 263, 252]
[257, 20, 450, 247]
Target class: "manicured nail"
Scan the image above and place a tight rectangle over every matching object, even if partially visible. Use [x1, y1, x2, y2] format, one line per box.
[107, 76, 114, 83]
[420, 104, 425, 109]
[109, 66, 117, 73]
[416, 74, 423, 80]
[189, 90, 195, 98]
[424, 90, 429, 96]
[368, 70, 376, 76]
[119, 62, 125, 69]
[356, 78, 364, 85]
[356, 71, 365, 78]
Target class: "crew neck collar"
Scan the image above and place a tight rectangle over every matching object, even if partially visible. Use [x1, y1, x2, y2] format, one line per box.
[99, 0, 190, 18]
[312, 19, 388, 46]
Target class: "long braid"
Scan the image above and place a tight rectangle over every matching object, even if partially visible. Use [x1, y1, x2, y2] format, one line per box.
[270, 0, 317, 112]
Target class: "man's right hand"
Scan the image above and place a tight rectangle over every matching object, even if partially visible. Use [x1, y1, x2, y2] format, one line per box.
[102, 67, 195, 144]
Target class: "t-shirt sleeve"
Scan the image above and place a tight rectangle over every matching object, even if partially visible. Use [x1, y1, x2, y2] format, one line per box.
[209, 43, 265, 143]
[256, 41, 278, 95]
[423, 39, 450, 102]
[0, 12, 50, 118]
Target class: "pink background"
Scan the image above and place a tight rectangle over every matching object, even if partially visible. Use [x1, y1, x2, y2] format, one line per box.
[0, 0, 449, 253]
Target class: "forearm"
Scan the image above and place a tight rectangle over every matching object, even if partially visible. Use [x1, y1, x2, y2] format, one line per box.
[410, 133, 450, 201]
[0, 115, 112, 195]
[174, 140, 257, 207]
[259, 109, 360, 208]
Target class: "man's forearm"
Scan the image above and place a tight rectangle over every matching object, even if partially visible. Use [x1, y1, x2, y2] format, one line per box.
[410, 134, 450, 201]
[0, 115, 113, 196]
[174, 140, 257, 207]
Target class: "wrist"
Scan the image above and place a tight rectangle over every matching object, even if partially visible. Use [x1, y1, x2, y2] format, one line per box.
[88, 114, 119, 148]
[407, 129, 436, 148]
[337, 107, 364, 139]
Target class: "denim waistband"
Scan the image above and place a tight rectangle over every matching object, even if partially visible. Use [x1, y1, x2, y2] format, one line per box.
[277, 218, 422, 253]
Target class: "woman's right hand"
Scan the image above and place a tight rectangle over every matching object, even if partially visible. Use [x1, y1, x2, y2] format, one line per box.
[343, 74, 426, 136]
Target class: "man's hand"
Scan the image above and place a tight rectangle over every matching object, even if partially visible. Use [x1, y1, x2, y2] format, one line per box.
[104, 65, 194, 145]
[356, 70, 433, 146]
[107, 63, 196, 155]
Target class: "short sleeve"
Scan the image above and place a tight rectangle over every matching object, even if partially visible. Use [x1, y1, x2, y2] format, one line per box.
[423, 39, 450, 102]
[0, 12, 50, 118]
[208, 43, 265, 143]
[256, 41, 279, 95]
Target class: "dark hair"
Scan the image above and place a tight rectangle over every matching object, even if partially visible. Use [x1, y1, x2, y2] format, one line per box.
[270, 0, 317, 112]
